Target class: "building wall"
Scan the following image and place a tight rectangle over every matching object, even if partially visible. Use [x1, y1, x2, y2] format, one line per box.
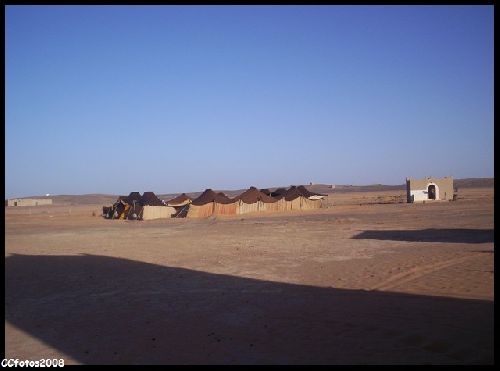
[142, 206, 176, 220]
[7, 198, 53, 207]
[406, 177, 454, 202]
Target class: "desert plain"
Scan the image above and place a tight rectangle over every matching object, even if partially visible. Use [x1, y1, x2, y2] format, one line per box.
[4, 186, 494, 364]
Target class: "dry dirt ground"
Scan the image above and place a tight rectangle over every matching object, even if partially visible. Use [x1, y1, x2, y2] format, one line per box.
[4, 187, 494, 364]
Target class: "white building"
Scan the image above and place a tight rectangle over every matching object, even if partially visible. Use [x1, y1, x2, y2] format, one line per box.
[7, 198, 53, 207]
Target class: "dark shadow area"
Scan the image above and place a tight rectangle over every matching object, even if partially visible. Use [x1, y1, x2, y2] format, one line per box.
[5, 254, 493, 365]
[352, 229, 494, 244]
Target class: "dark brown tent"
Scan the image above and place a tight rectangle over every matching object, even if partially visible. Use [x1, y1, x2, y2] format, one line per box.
[271, 188, 287, 198]
[260, 188, 271, 196]
[191, 189, 234, 206]
[128, 192, 142, 202]
[235, 187, 279, 203]
[280, 185, 325, 201]
[282, 186, 307, 201]
[116, 192, 141, 205]
[105, 191, 161, 220]
[297, 185, 327, 198]
[140, 192, 164, 206]
[117, 195, 130, 203]
[296, 185, 317, 198]
[166, 193, 192, 205]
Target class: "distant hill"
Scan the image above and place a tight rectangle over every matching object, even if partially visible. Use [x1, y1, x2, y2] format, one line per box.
[306, 183, 406, 194]
[454, 178, 494, 189]
[6, 194, 118, 206]
[8, 178, 493, 205]
[306, 177, 494, 194]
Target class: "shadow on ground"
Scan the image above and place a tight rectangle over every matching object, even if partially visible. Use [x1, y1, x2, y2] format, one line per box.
[352, 229, 494, 244]
[5, 254, 493, 365]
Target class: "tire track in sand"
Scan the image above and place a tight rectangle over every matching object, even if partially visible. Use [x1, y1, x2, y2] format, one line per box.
[370, 254, 483, 292]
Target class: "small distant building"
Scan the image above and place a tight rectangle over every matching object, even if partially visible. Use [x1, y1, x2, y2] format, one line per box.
[406, 176, 454, 203]
[7, 198, 53, 207]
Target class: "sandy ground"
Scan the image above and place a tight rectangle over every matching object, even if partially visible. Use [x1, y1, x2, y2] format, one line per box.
[4, 187, 494, 364]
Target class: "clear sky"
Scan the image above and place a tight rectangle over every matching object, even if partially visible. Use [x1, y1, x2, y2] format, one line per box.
[5, 5, 494, 198]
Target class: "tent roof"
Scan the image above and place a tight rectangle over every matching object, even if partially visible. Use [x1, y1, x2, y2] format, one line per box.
[117, 191, 145, 205]
[296, 185, 317, 198]
[140, 191, 164, 206]
[271, 188, 288, 198]
[235, 186, 279, 203]
[128, 192, 142, 201]
[166, 193, 192, 205]
[260, 188, 271, 196]
[280, 185, 327, 201]
[282, 186, 302, 201]
[297, 185, 327, 197]
[191, 189, 234, 205]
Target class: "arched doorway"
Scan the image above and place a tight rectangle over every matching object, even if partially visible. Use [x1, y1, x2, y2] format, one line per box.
[428, 184, 436, 200]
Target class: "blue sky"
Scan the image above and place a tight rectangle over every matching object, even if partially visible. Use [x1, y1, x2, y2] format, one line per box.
[5, 5, 494, 198]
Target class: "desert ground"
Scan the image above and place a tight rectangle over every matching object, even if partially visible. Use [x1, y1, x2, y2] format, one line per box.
[4, 187, 494, 364]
